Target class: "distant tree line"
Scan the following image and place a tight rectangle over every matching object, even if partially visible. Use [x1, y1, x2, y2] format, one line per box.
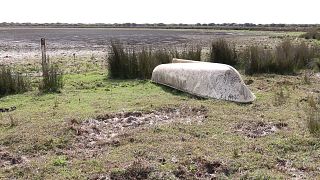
[0, 22, 319, 31]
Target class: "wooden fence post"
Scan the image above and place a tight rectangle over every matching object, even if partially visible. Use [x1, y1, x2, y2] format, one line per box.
[41, 38, 46, 66]
[41, 38, 48, 78]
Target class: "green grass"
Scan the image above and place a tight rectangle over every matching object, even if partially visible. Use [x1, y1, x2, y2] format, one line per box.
[0, 68, 320, 179]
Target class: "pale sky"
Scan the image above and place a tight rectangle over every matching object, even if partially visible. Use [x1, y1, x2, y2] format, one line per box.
[1, 0, 319, 24]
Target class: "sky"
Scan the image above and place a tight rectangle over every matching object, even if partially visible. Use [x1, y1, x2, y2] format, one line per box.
[1, 0, 319, 24]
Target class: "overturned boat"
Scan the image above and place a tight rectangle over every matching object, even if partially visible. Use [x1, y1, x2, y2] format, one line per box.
[151, 59, 255, 103]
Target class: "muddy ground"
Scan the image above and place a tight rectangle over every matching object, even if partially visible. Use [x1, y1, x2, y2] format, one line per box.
[0, 28, 285, 64]
[66, 105, 208, 158]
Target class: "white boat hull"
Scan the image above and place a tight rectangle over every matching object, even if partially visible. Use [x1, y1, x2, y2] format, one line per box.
[151, 59, 255, 103]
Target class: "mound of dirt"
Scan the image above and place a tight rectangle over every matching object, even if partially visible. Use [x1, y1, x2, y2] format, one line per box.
[234, 121, 288, 138]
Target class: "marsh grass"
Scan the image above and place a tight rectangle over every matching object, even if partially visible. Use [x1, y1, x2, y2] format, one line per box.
[244, 40, 316, 75]
[172, 45, 202, 61]
[0, 66, 29, 96]
[210, 39, 238, 66]
[108, 41, 171, 79]
[39, 63, 64, 93]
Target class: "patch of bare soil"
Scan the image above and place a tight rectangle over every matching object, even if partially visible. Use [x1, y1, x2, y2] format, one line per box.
[91, 158, 230, 180]
[0, 146, 24, 169]
[67, 105, 207, 156]
[173, 158, 230, 179]
[276, 158, 307, 179]
[108, 160, 154, 180]
[234, 121, 289, 138]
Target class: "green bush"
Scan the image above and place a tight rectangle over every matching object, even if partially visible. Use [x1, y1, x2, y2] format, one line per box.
[39, 63, 63, 93]
[0, 66, 29, 96]
[210, 39, 238, 66]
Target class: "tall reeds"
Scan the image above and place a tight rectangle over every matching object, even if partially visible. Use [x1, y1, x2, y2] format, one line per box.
[0, 66, 29, 96]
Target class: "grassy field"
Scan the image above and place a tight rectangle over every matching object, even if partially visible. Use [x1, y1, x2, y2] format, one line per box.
[1, 30, 320, 179]
[0, 67, 320, 179]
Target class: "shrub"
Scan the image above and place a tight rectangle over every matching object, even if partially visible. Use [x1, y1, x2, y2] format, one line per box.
[210, 39, 238, 66]
[0, 66, 29, 96]
[107, 41, 171, 79]
[39, 63, 63, 93]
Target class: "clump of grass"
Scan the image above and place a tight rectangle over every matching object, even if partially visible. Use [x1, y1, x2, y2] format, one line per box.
[138, 48, 171, 79]
[52, 156, 68, 167]
[39, 63, 64, 93]
[210, 39, 238, 66]
[244, 40, 315, 75]
[0, 66, 29, 97]
[107, 41, 137, 79]
[274, 39, 296, 74]
[172, 45, 202, 61]
[307, 96, 320, 137]
[107, 41, 171, 79]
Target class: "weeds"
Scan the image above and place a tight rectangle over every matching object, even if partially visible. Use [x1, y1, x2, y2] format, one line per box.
[274, 86, 290, 106]
[9, 114, 17, 128]
[0, 66, 29, 97]
[52, 156, 68, 167]
[306, 96, 320, 137]
[39, 63, 63, 93]
[210, 39, 238, 66]
[303, 71, 312, 85]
